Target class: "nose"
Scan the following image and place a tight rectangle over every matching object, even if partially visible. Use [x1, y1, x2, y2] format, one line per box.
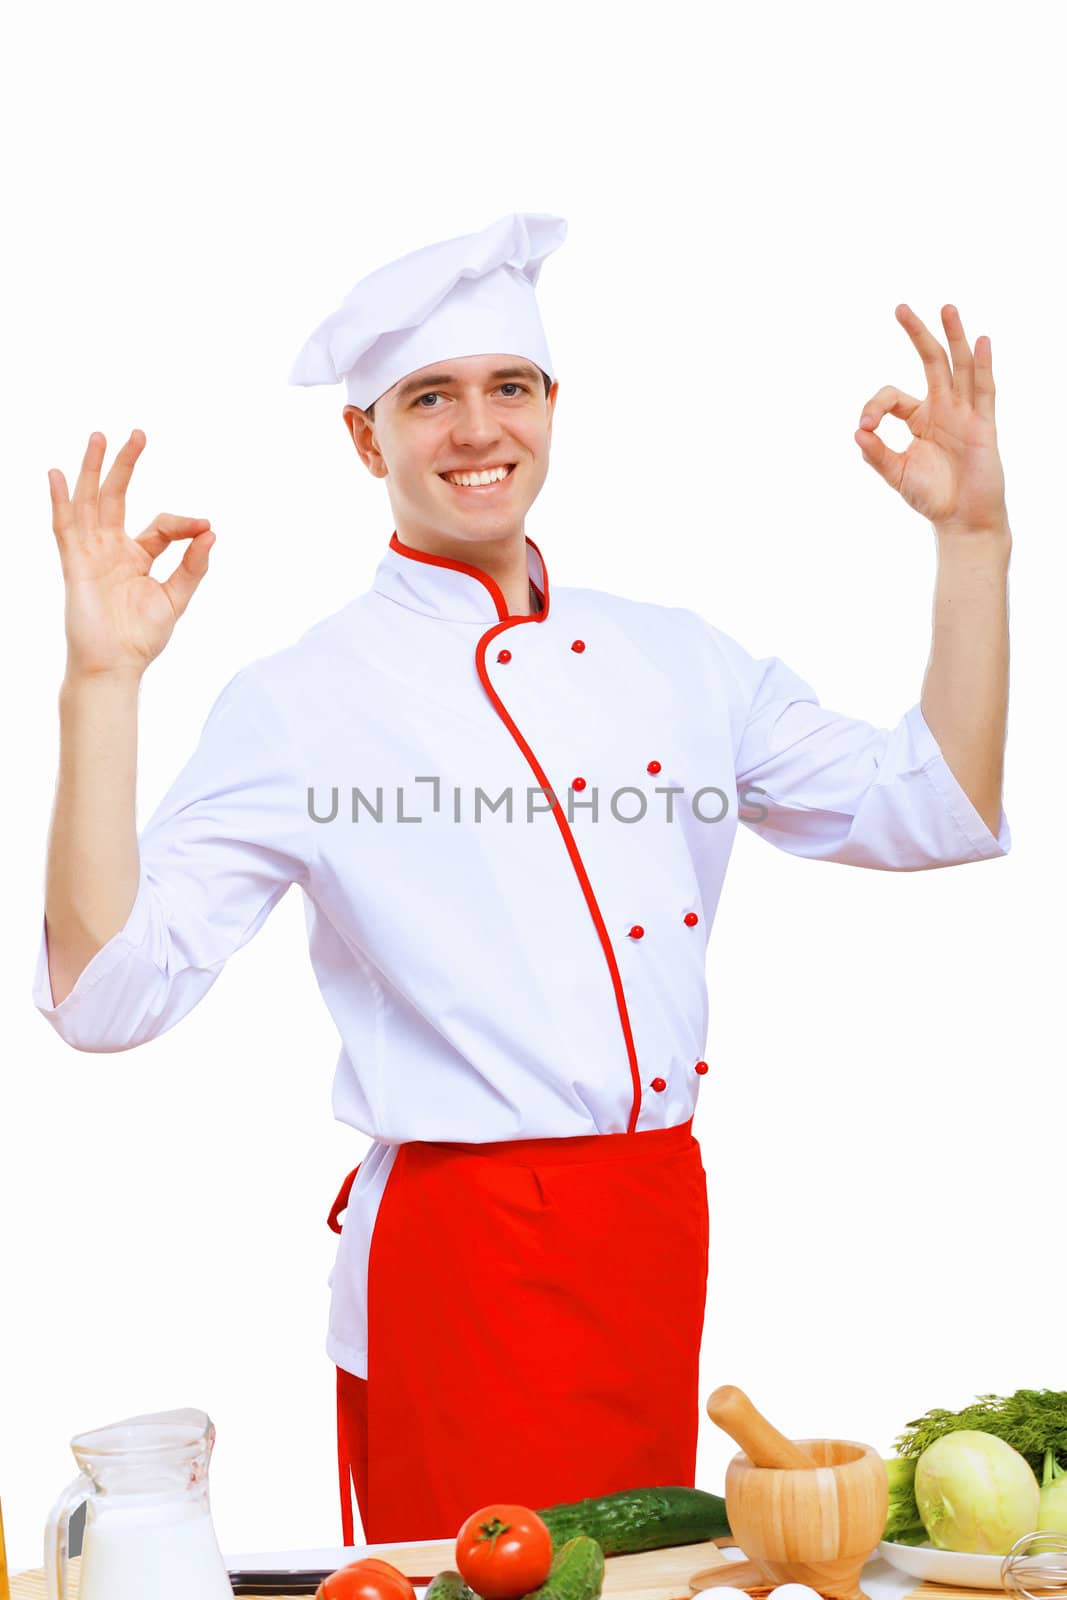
[449, 392, 506, 448]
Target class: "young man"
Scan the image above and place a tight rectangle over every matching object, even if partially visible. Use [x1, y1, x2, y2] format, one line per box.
[36, 211, 1011, 1546]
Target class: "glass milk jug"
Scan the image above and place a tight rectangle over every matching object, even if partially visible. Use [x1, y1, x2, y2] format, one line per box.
[44, 1406, 232, 1600]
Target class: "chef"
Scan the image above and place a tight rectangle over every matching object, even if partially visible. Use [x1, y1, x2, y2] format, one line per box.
[34, 211, 1012, 1547]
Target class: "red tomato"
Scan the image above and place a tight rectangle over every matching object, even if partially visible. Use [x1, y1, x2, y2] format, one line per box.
[315, 1557, 420, 1600]
[455, 1503, 553, 1599]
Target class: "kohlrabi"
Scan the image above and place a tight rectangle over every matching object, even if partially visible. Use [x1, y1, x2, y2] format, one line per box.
[1039, 1447, 1067, 1532]
[914, 1429, 1040, 1554]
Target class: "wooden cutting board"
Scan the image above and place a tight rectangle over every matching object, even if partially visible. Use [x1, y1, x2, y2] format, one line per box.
[5, 1537, 991, 1600]
[12, 1539, 735, 1599]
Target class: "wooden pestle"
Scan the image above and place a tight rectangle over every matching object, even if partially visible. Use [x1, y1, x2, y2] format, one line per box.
[0, 1495, 9, 1600]
[706, 1384, 818, 1469]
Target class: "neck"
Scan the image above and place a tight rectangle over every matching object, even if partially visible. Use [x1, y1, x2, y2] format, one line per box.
[393, 528, 537, 615]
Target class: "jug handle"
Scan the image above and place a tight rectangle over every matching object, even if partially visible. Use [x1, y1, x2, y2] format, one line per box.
[44, 1474, 92, 1600]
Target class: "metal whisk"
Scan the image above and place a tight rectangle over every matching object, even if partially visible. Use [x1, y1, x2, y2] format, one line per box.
[1001, 1531, 1067, 1598]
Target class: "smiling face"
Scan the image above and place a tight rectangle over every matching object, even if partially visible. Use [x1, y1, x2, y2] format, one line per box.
[343, 353, 558, 555]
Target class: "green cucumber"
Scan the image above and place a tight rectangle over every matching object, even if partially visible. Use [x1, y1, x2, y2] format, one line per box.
[522, 1535, 604, 1600]
[425, 1573, 479, 1600]
[536, 1486, 730, 1555]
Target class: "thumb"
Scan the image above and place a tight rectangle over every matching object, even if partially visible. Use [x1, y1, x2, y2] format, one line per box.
[162, 529, 215, 620]
[855, 426, 905, 491]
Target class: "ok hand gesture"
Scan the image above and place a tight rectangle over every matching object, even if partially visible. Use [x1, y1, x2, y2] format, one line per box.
[49, 430, 216, 680]
[855, 304, 1009, 537]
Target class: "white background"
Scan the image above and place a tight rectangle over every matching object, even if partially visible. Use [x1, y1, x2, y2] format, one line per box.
[3, 0, 1061, 1577]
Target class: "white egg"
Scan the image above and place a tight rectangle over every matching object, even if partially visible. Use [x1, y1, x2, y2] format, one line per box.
[692, 1589, 755, 1600]
[768, 1586, 824, 1600]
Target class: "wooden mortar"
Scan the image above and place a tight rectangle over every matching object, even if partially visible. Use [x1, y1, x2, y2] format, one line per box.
[701, 1387, 888, 1600]
[724, 1438, 887, 1600]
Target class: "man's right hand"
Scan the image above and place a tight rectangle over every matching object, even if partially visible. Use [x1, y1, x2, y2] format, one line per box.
[48, 429, 215, 680]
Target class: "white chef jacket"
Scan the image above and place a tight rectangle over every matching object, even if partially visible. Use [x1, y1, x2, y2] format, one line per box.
[33, 532, 1011, 1377]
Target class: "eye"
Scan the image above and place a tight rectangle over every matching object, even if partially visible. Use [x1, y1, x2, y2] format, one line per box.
[413, 382, 529, 409]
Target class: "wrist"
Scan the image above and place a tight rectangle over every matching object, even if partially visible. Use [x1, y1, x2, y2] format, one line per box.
[61, 665, 144, 701]
[933, 518, 1012, 563]
[933, 513, 1012, 542]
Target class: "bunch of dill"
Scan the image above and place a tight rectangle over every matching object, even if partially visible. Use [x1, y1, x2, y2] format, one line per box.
[893, 1389, 1067, 1477]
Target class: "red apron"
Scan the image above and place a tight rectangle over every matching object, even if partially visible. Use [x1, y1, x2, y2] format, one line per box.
[330, 1117, 709, 1544]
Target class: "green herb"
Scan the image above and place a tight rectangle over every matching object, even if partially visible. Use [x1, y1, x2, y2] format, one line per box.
[894, 1390, 1067, 1478]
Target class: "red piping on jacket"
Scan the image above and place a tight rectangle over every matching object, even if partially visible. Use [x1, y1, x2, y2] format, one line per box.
[387, 530, 644, 1133]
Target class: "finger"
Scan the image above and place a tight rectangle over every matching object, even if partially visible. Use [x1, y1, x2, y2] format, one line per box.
[857, 385, 923, 432]
[47, 466, 74, 541]
[160, 529, 215, 620]
[98, 429, 147, 530]
[973, 333, 996, 424]
[941, 303, 974, 406]
[896, 303, 953, 397]
[71, 432, 108, 526]
[854, 425, 906, 491]
[134, 512, 213, 562]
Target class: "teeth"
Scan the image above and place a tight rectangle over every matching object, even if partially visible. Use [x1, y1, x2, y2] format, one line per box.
[446, 465, 511, 487]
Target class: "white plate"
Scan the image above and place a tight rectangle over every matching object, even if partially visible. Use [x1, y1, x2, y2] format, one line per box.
[878, 1539, 1008, 1590]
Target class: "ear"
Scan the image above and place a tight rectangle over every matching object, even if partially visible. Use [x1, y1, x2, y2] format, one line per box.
[545, 380, 559, 437]
[343, 406, 388, 478]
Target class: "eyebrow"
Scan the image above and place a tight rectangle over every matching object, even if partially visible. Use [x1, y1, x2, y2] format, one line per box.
[395, 363, 543, 403]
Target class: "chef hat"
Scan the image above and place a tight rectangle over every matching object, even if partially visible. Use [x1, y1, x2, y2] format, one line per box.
[288, 211, 567, 411]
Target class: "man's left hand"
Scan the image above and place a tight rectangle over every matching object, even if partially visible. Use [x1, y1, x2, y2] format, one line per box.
[855, 303, 1008, 535]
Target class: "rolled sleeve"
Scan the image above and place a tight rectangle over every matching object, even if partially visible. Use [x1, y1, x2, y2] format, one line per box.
[703, 625, 1011, 871]
[32, 665, 311, 1051]
[33, 865, 157, 1049]
[901, 701, 1011, 861]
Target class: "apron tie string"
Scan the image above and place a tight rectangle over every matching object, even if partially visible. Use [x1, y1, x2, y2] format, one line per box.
[337, 1367, 356, 1546]
[328, 1164, 361, 1233]
[330, 1164, 363, 1543]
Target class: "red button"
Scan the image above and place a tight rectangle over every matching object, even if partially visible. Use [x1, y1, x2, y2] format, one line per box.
[628, 924, 644, 940]
[572, 777, 587, 791]
[571, 639, 586, 653]
[695, 1060, 709, 1075]
[497, 648, 512, 663]
[651, 1077, 667, 1093]
[647, 760, 662, 774]
[684, 912, 699, 927]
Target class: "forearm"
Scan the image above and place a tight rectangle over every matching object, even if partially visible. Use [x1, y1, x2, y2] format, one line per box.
[44, 671, 143, 1005]
[920, 520, 1011, 836]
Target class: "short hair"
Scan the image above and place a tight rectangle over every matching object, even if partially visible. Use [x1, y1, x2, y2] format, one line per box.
[363, 366, 552, 423]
